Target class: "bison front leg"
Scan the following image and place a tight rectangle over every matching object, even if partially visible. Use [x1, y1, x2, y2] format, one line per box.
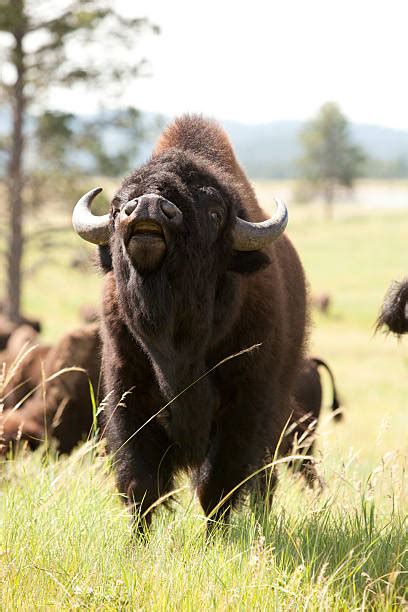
[102, 388, 177, 534]
[196, 414, 268, 530]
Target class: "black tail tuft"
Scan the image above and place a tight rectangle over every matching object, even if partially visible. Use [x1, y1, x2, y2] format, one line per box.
[376, 278, 408, 336]
[311, 357, 343, 421]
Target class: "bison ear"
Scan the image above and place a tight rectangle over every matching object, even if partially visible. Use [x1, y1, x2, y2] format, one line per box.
[98, 245, 113, 272]
[228, 250, 270, 275]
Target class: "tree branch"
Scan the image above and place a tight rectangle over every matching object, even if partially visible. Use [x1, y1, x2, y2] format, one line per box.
[27, 6, 76, 33]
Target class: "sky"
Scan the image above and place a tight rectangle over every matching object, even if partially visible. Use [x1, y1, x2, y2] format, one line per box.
[55, 0, 408, 129]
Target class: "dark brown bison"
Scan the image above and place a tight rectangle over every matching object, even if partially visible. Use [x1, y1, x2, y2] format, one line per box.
[376, 277, 408, 335]
[293, 357, 342, 425]
[0, 314, 42, 350]
[0, 323, 101, 455]
[287, 356, 342, 486]
[72, 115, 308, 530]
[4, 323, 39, 358]
[311, 292, 331, 315]
[1, 324, 51, 410]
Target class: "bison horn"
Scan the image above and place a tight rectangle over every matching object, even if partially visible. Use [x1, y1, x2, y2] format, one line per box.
[72, 187, 110, 245]
[232, 198, 288, 251]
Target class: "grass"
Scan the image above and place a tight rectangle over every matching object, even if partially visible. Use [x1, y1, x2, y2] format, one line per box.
[1, 183, 408, 608]
[1, 445, 406, 608]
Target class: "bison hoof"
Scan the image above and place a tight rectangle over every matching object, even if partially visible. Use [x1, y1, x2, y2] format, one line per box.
[125, 479, 155, 529]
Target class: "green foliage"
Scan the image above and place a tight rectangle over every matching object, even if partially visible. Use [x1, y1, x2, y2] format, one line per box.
[33, 106, 145, 180]
[0, 0, 156, 95]
[21, 106, 149, 217]
[298, 103, 366, 210]
[76, 107, 147, 177]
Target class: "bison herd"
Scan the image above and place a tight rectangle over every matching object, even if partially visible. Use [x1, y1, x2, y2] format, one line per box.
[0, 116, 405, 533]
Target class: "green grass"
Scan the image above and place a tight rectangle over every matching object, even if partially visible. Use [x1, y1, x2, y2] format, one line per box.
[1, 446, 406, 608]
[1, 186, 408, 609]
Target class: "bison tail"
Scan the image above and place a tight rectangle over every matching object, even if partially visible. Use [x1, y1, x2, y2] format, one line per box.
[311, 357, 343, 421]
[376, 278, 408, 336]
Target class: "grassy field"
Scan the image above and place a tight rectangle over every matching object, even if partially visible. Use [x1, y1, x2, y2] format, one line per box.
[1, 185, 407, 609]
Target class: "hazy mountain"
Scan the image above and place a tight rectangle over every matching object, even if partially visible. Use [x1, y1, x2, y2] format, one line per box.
[219, 120, 408, 178]
[137, 116, 408, 179]
[222, 120, 301, 178]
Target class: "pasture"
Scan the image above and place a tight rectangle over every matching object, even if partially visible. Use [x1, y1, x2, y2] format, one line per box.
[1, 183, 407, 609]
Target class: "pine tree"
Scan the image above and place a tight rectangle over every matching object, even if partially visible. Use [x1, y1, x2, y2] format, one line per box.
[298, 102, 365, 218]
[0, 0, 157, 320]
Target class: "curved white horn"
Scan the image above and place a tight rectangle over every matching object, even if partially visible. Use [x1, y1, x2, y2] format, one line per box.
[232, 198, 288, 251]
[72, 187, 110, 245]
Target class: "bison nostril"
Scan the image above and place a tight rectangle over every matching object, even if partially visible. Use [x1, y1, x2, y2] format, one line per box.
[124, 200, 138, 216]
[160, 199, 178, 219]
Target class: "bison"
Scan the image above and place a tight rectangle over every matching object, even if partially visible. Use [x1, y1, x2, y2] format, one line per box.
[72, 115, 308, 530]
[293, 357, 342, 425]
[0, 323, 101, 455]
[310, 292, 331, 315]
[1, 324, 51, 410]
[376, 277, 408, 336]
[287, 356, 342, 486]
[0, 314, 41, 351]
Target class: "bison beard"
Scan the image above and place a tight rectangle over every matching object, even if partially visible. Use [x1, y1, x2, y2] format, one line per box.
[73, 115, 308, 531]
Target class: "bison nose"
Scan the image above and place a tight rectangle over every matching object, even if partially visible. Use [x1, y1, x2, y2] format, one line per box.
[160, 199, 179, 219]
[124, 199, 138, 216]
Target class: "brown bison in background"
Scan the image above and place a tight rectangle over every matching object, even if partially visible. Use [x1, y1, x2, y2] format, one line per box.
[0, 314, 42, 350]
[293, 357, 342, 425]
[287, 356, 342, 486]
[0, 323, 101, 455]
[311, 292, 331, 315]
[376, 277, 408, 335]
[72, 115, 308, 530]
[1, 325, 51, 410]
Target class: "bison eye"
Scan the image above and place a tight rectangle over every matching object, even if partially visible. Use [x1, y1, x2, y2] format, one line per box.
[210, 210, 223, 227]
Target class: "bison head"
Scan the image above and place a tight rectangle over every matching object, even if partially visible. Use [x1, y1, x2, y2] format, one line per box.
[73, 152, 289, 341]
[73, 150, 289, 350]
[73, 153, 287, 267]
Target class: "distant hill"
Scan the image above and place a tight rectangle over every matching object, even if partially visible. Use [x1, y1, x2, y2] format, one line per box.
[137, 116, 408, 179]
[222, 120, 301, 179]
[224, 120, 408, 179]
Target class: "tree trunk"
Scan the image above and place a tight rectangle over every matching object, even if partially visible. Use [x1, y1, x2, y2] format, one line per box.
[324, 182, 335, 220]
[6, 26, 25, 323]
